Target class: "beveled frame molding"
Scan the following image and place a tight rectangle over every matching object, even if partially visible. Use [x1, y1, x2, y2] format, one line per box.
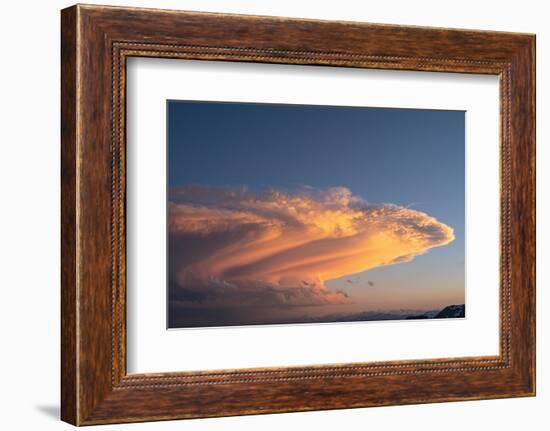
[61, 4, 535, 425]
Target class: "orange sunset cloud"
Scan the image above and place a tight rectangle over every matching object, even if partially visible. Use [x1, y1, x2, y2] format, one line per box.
[168, 186, 455, 309]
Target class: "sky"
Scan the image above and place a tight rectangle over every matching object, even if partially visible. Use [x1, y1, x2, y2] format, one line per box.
[167, 100, 465, 328]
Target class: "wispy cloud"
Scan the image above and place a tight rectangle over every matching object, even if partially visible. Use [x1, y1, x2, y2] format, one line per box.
[168, 185, 454, 314]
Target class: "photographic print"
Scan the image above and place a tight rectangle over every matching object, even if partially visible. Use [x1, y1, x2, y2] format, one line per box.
[167, 101, 465, 328]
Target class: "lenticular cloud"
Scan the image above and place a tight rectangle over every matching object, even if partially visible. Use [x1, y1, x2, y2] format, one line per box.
[168, 186, 454, 308]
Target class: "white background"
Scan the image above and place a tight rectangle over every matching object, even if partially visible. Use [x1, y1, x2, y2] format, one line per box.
[127, 59, 500, 373]
[0, 0, 547, 430]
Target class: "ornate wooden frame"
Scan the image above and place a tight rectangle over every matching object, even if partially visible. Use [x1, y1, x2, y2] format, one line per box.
[61, 4, 535, 425]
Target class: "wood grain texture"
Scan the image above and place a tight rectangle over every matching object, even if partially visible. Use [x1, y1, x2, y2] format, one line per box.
[60, 4, 535, 425]
[60, 5, 78, 425]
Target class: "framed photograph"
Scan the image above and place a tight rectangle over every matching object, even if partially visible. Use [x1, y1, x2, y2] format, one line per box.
[61, 4, 535, 425]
